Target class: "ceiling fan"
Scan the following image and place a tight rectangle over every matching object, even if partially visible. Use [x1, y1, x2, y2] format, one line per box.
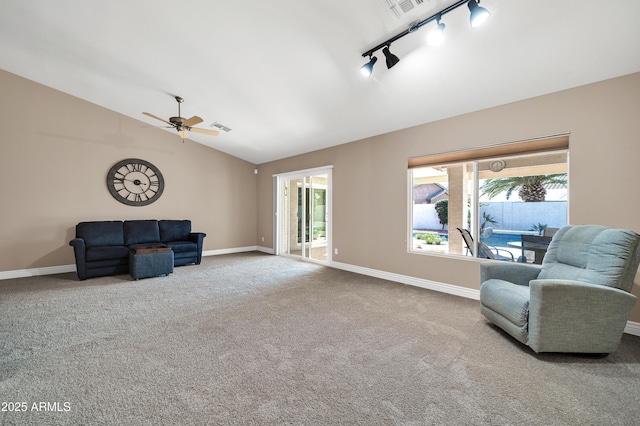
[143, 96, 219, 140]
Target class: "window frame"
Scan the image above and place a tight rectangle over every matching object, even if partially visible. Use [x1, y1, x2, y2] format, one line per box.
[408, 135, 569, 260]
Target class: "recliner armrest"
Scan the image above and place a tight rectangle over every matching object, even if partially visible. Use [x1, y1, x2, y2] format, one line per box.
[528, 279, 637, 353]
[480, 261, 541, 287]
[529, 279, 637, 305]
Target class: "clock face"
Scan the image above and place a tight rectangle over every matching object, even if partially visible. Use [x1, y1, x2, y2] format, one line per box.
[106, 158, 164, 206]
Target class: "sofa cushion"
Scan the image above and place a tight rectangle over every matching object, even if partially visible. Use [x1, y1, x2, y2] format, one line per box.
[124, 220, 160, 246]
[77, 221, 124, 248]
[159, 220, 191, 242]
[164, 241, 197, 253]
[86, 245, 130, 261]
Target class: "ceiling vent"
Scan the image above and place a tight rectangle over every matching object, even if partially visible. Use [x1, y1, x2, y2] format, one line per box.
[383, 0, 427, 18]
[210, 122, 232, 132]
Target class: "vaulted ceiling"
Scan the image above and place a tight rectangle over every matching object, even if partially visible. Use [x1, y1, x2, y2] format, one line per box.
[2, 0, 639, 164]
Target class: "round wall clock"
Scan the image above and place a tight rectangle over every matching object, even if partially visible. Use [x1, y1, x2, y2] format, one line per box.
[489, 160, 506, 172]
[106, 158, 164, 206]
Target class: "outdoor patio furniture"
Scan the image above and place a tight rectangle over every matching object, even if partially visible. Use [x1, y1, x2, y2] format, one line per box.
[508, 234, 553, 264]
[543, 227, 560, 237]
[457, 228, 514, 261]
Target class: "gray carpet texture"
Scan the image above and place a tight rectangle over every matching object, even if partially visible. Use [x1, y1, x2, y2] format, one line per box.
[1, 252, 639, 425]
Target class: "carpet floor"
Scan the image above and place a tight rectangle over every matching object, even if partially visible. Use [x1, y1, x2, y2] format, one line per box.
[1, 252, 639, 425]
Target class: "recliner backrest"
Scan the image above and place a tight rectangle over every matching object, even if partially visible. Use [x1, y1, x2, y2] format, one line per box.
[538, 225, 640, 292]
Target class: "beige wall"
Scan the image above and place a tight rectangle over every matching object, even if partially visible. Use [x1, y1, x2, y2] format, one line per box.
[257, 72, 640, 322]
[0, 69, 257, 271]
[3, 66, 640, 323]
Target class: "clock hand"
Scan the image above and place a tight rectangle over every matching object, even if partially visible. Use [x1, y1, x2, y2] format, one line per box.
[123, 178, 148, 186]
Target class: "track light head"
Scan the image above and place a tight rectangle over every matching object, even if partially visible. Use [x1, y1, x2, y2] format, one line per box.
[427, 20, 446, 47]
[468, 0, 490, 29]
[382, 46, 400, 69]
[360, 55, 378, 77]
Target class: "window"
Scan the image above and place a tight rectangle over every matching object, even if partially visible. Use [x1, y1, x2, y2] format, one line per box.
[409, 136, 568, 262]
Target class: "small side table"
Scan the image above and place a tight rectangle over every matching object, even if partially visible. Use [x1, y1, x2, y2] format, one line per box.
[129, 247, 174, 280]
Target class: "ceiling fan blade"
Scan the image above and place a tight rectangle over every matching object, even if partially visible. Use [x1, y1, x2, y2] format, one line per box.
[190, 127, 220, 136]
[143, 112, 173, 126]
[183, 115, 203, 127]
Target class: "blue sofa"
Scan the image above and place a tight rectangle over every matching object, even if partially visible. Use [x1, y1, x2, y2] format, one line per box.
[69, 220, 206, 280]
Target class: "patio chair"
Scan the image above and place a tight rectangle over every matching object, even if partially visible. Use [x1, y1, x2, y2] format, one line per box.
[457, 228, 514, 261]
[480, 225, 640, 353]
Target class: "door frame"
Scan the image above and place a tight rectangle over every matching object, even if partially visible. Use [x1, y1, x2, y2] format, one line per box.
[274, 166, 333, 264]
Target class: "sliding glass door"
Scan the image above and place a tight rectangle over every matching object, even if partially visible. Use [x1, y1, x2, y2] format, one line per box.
[277, 167, 331, 263]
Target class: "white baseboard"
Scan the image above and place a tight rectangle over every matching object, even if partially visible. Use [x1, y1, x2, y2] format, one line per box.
[624, 321, 640, 337]
[2, 254, 638, 337]
[331, 261, 480, 300]
[202, 246, 260, 256]
[256, 245, 275, 255]
[0, 247, 261, 280]
[0, 264, 76, 280]
[203, 245, 274, 255]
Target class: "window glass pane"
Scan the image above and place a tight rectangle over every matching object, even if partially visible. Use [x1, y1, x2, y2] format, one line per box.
[411, 150, 567, 263]
[411, 162, 475, 255]
[411, 166, 450, 253]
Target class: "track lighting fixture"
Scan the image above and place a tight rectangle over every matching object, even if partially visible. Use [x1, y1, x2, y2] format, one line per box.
[360, 0, 491, 76]
[360, 55, 378, 77]
[468, 0, 491, 29]
[427, 17, 446, 47]
[382, 46, 400, 69]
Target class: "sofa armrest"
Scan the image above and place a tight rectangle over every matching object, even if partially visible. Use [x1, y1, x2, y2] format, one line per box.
[480, 261, 541, 287]
[189, 232, 207, 263]
[69, 238, 87, 280]
[528, 279, 637, 353]
[189, 232, 206, 244]
[69, 238, 85, 249]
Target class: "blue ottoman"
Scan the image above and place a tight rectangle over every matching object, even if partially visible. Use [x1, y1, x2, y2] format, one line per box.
[129, 247, 174, 280]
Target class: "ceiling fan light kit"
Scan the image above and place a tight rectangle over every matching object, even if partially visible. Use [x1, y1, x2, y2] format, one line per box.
[360, 0, 491, 77]
[143, 96, 219, 141]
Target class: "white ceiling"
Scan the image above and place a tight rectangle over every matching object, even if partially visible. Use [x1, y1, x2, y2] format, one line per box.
[1, 0, 639, 164]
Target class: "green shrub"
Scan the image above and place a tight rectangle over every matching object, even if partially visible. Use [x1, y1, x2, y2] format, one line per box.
[416, 233, 442, 245]
[435, 200, 448, 229]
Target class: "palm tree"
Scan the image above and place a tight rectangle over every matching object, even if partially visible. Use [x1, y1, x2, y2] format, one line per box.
[481, 212, 498, 231]
[480, 174, 567, 202]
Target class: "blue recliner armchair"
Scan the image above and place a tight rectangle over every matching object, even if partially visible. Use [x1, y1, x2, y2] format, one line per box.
[480, 225, 640, 354]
